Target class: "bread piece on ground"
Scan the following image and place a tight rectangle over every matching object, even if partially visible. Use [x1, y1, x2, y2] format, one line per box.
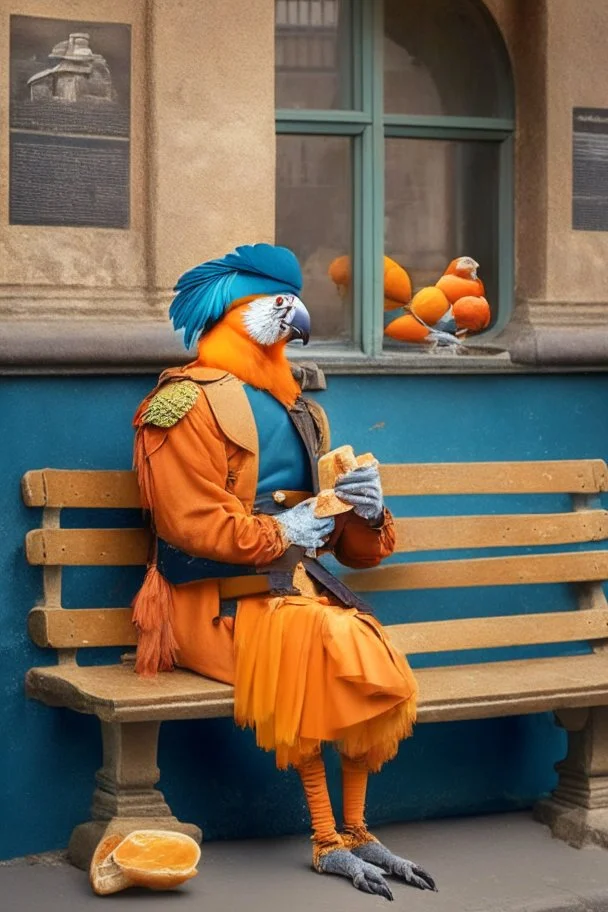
[113, 830, 201, 891]
[89, 830, 201, 895]
[90, 834, 131, 896]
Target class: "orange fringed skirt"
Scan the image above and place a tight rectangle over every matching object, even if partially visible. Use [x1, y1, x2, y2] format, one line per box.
[233, 594, 418, 771]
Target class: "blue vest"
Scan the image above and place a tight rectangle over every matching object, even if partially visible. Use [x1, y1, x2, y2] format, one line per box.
[244, 385, 312, 494]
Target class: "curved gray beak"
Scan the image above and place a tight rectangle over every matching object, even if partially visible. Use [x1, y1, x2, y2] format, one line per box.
[287, 299, 311, 346]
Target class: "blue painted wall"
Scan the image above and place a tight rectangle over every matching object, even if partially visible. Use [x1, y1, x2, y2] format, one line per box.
[1, 372, 608, 860]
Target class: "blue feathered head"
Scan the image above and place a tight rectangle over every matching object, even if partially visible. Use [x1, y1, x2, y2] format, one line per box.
[169, 244, 303, 349]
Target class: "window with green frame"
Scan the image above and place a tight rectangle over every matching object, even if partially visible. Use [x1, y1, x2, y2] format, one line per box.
[275, 0, 514, 357]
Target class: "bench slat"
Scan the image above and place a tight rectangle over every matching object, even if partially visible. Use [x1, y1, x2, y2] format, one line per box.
[30, 606, 608, 652]
[22, 470, 141, 509]
[25, 663, 234, 722]
[26, 529, 150, 566]
[25, 654, 608, 723]
[418, 654, 608, 723]
[394, 511, 608, 552]
[25, 512, 608, 566]
[22, 460, 608, 508]
[382, 460, 608, 496]
[344, 551, 608, 591]
[28, 607, 137, 648]
[388, 610, 608, 654]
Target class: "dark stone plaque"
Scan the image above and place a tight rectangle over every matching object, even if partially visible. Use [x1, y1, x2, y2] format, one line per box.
[9, 15, 131, 228]
[573, 107, 608, 232]
[10, 133, 129, 228]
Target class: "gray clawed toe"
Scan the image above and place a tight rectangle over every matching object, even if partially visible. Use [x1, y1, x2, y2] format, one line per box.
[317, 848, 394, 900]
[352, 841, 438, 892]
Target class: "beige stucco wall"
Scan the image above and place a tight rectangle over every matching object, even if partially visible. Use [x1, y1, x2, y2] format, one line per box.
[2, 0, 608, 363]
[544, 0, 608, 304]
[0, 0, 147, 306]
[483, 0, 549, 308]
[0, 0, 276, 321]
[148, 0, 275, 291]
[484, 0, 608, 317]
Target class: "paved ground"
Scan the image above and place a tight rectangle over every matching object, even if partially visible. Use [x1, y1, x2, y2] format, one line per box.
[2, 812, 608, 912]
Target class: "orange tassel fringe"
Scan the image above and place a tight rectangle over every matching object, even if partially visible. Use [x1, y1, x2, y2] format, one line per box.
[132, 564, 178, 676]
[131, 422, 176, 676]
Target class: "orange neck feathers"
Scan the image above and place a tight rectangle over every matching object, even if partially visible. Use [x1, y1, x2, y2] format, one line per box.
[191, 304, 301, 408]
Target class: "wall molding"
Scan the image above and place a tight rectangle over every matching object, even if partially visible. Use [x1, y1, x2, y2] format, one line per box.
[0, 289, 171, 322]
[2, 302, 608, 376]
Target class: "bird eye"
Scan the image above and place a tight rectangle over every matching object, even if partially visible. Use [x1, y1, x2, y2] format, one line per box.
[275, 296, 284, 307]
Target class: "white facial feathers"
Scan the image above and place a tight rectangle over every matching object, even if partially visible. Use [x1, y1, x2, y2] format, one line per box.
[242, 294, 309, 346]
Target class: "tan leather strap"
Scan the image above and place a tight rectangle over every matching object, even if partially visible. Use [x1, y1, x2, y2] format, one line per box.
[219, 575, 272, 599]
[270, 489, 311, 508]
[203, 374, 258, 455]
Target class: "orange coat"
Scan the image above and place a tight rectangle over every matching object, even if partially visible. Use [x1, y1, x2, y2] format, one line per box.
[134, 366, 397, 685]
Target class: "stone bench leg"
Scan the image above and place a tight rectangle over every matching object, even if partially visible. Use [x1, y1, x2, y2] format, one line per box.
[534, 706, 608, 849]
[68, 719, 202, 870]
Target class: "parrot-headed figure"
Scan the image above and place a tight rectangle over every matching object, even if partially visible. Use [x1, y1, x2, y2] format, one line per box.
[131, 244, 435, 899]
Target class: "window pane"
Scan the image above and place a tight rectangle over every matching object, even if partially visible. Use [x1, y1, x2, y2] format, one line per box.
[384, 138, 499, 336]
[275, 0, 356, 110]
[276, 134, 353, 342]
[384, 0, 511, 117]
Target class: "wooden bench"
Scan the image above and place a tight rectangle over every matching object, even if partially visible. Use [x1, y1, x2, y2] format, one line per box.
[22, 459, 608, 869]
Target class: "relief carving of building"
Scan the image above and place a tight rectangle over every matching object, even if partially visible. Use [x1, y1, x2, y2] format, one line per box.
[27, 32, 114, 103]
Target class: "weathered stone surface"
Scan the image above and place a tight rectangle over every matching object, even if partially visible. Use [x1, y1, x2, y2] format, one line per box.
[5, 814, 608, 911]
[67, 720, 201, 871]
[535, 707, 608, 848]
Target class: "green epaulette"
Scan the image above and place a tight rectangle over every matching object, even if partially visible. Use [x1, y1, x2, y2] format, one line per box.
[142, 380, 200, 428]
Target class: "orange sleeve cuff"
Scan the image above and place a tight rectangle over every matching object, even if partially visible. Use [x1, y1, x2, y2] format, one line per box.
[332, 509, 396, 569]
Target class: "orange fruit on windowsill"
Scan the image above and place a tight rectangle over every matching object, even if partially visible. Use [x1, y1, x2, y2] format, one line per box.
[436, 273, 485, 303]
[453, 295, 491, 332]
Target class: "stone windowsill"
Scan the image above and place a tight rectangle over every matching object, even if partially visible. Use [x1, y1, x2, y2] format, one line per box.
[1, 320, 608, 381]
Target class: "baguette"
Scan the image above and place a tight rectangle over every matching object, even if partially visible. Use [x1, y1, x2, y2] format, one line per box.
[314, 446, 378, 518]
[318, 445, 357, 490]
[356, 452, 376, 468]
[314, 489, 353, 518]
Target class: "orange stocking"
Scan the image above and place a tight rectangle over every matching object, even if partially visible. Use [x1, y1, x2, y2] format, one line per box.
[296, 753, 342, 864]
[340, 757, 437, 892]
[341, 755, 376, 848]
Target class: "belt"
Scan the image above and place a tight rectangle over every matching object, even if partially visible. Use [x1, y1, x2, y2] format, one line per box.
[254, 489, 311, 513]
[155, 488, 374, 618]
[215, 558, 373, 620]
[218, 574, 273, 599]
[157, 490, 312, 587]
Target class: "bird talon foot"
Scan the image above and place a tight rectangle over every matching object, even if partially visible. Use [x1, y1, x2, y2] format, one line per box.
[315, 848, 393, 900]
[351, 839, 438, 892]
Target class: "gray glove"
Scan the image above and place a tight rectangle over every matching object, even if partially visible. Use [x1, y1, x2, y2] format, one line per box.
[275, 498, 335, 551]
[334, 462, 384, 524]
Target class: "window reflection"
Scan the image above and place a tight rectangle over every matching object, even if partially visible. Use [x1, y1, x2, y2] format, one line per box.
[275, 0, 355, 110]
[276, 134, 353, 342]
[384, 0, 511, 117]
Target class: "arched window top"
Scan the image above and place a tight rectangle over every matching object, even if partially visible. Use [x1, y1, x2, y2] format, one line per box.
[384, 0, 513, 118]
[276, 0, 513, 119]
[275, 0, 515, 353]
